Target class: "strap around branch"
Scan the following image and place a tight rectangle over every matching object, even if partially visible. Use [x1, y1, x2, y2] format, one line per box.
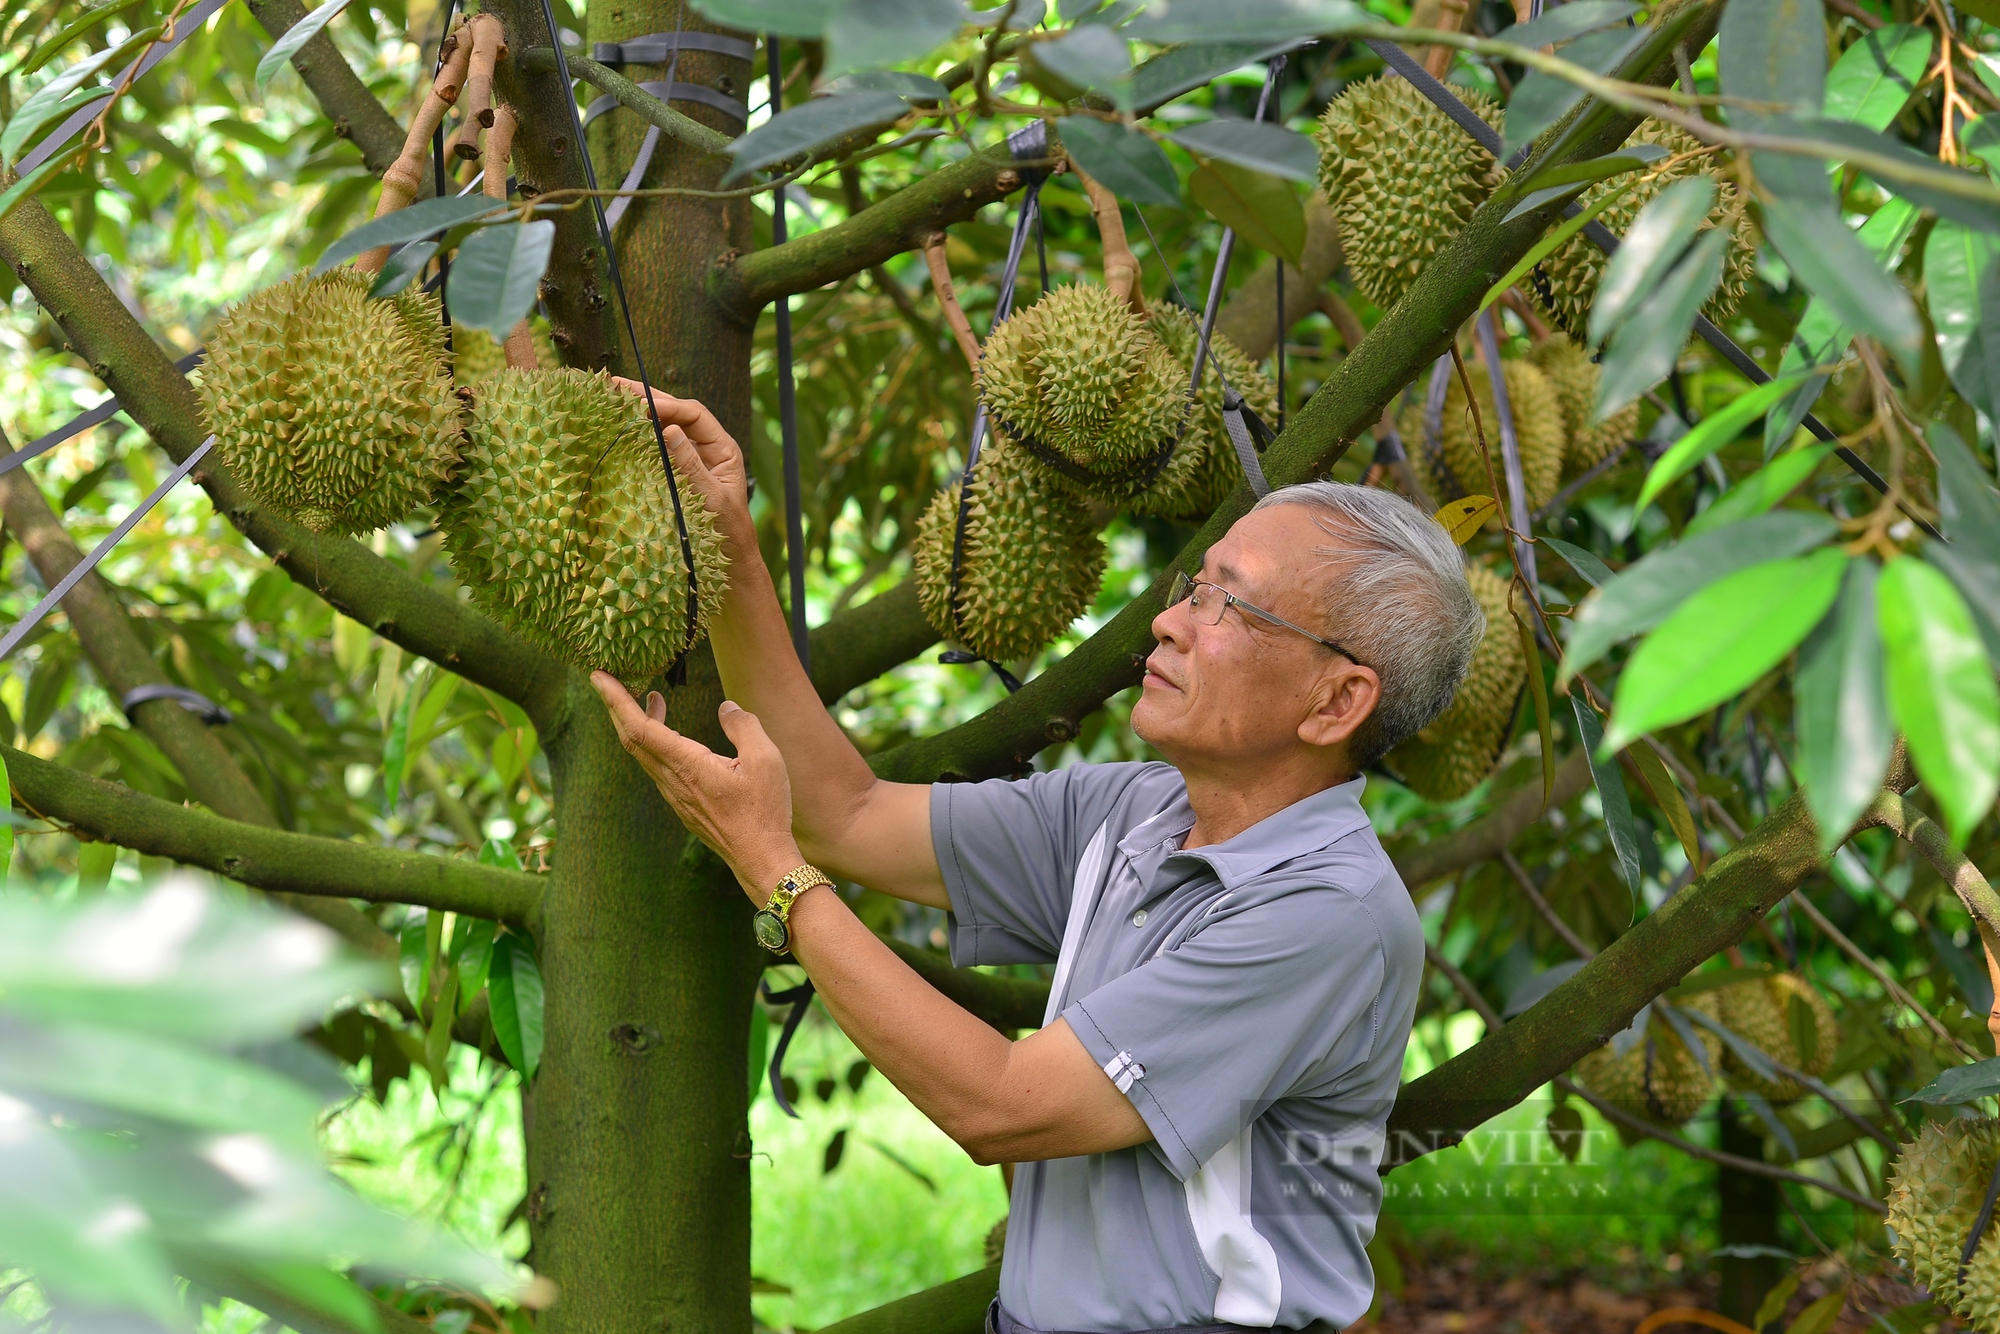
[119, 683, 232, 726]
[592, 31, 757, 65]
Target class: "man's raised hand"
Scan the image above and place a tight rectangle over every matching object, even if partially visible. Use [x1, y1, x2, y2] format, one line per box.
[606, 378, 750, 526]
[590, 672, 802, 901]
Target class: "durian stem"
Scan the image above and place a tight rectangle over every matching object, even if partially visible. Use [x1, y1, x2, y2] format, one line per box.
[482, 103, 539, 371]
[923, 233, 983, 373]
[1863, 790, 2000, 1051]
[457, 13, 508, 155]
[1075, 166, 1145, 315]
[360, 22, 474, 273]
[1425, 0, 1470, 78]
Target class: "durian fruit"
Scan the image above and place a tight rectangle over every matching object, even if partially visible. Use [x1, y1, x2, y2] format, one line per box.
[1531, 122, 1757, 337]
[452, 322, 558, 382]
[1887, 1116, 2000, 1324]
[198, 269, 461, 535]
[1714, 973, 1839, 1103]
[912, 436, 1107, 662]
[979, 284, 1189, 496]
[1574, 992, 1723, 1146]
[1527, 335, 1639, 478]
[1316, 77, 1503, 315]
[1130, 307, 1278, 522]
[1383, 562, 1525, 801]
[438, 368, 726, 685]
[1396, 358, 1565, 510]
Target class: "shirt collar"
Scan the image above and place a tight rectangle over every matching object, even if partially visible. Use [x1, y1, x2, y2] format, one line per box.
[1118, 775, 1372, 893]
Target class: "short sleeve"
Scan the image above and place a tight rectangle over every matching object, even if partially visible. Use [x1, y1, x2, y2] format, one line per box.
[1060, 885, 1391, 1180]
[931, 762, 1161, 968]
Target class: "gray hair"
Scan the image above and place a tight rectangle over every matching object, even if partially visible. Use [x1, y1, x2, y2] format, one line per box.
[1252, 481, 1485, 766]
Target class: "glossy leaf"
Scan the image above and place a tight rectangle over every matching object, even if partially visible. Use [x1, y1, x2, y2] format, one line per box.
[1717, 0, 1826, 115]
[1635, 372, 1809, 512]
[1927, 421, 2000, 659]
[448, 220, 555, 340]
[1437, 495, 1498, 544]
[12, 0, 147, 79]
[1878, 556, 2000, 844]
[1573, 693, 1643, 907]
[1823, 24, 1931, 130]
[1588, 175, 1715, 343]
[1628, 738, 1703, 871]
[1968, 113, 2000, 174]
[370, 240, 436, 297]
[1128, 39, 1305, 111]
[1774, 115, 2000, 233]
[1539, 535, 1614, 587]
[1683, 444, 1834, 539]
[1604, 546, 1848, 750]
[0, 38, 136, 164]
[1504, 144, 1667, 217]
[1926, 220, 2000, 418]
[820, 70, 951, 100]
[1189, 162, 1303, 263]
[723, 92, 907, 182]
[256, 0, 353, 90]
[313, 195, 511, 274]
[1122, 0, 1367, 44]
[1503, 26, 1646, 156]
[1594, 229, 1726, 420]
[1058, 116, 1180, 206]
[453, 917, 495, 1010]
[1030, 26, 1132, 106]
[0, 138, 74, 223]
[1796, 559, 1891, 850]
[1761, 190, 1924, 377]
[1501, 0, 1639, 48]
[1172, 118, 1317, 182]
[1910, 1055, 2000, 1103]
[824, 0, 967, 75]
[489, 931, 546, 1081]
[690, 0, 840, 35]
[1561, 510, 1836, 681]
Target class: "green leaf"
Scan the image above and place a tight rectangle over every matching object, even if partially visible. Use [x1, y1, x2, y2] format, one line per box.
[489, 932, 544, 1080]
[1057, 116, 1180, 207]
[1572, 693, 1643, 907]
[74, 839, 116, 893]
[1717, 0, 1826, 116]
[1754, 1263, 1803, 1331]
[1502, 0, 1639, 48]
[1878, 556, 2000, 844]
[447, 220, 555, 341]
[823, 0, 966, 76]
[1538, 535, 1615, 588]
[452, 917, 495, 1010]
[1909, 1054, 2000, 1103]
[689, 0, 839, 37]
[399, 916, 427, 1012]
[11, 0, 147, 80]
[1561, 510, 1837, 681]
[1797, 558, 1892, 851]
[1774, 115, 2000, 233]
[1594, 228, 1727, 420]
[819, 70, 950, 100]
[245, 1264, 382, 1334]
[1926, 421, 2000, 661]
[1761, 191, 1924, 378]
[726, 90, 906, 182]
[1605, 546, 1848, 750]
[1635, 372, 1810, 511]
[256, 0, 353, 90]
[1968, 113, 2000, 176]
[1515, 607, 1557, 811]
[1589, 175, 1715, 341]
[479, 836, 524, 871]
[408, 670, 461, 751]
[381, 681, 414, 811]
[1028, 26, 1132, 106]
[1, 85, 102, 167]
[1785, 1289, 1847, 1334]
[1481, 176, 1641, 312]
[370, 240, 436, 298]
[1189, 161, 1304, 263]
[1502, 26, 1646, 157]
[1173, 118, 1319, 183]
[0, 747, 11, 877]
[0, 151, 77, 225]
[1128, 39, 1302, 111]
[1925, 220, 2000, 417]
[1823, 24, 1931, 131]
[0, 34, 146, 164]
[1503, 145, 1667, 219]
[312, 195, 511, 274]
[1685, 445, 1834, 539]
[1122, 0, 1367, 44]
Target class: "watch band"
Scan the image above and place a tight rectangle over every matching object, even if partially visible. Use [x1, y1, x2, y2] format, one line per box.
[753, 863, 833, 953]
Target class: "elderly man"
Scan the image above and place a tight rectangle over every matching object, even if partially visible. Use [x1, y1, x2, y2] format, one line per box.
[592, 387, 1484, 1333]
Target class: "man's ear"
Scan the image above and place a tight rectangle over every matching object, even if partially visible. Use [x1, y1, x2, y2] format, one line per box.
[1298, 662, 1380, 751]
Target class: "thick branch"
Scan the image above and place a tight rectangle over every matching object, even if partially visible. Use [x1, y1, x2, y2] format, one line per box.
[869, 4, 1721, 785]
[815, 1263, 999, 1334]
[519, 45, 732, 155]
[806, 579, 938, 705]
[244, 0, 408, 178]
[0, 197, 571, 721]
[880, 936, 1049, 1030]
[714, 140, 1029, 319]
[1393, 750, 1595, 888]
[4, 743, 545, 929]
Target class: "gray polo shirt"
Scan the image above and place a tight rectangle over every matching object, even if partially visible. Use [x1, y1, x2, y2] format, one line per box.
[933, 761, 1422, 1332]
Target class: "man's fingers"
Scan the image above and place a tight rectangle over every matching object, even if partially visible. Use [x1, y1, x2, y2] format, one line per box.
[645, 690, 667, 724]
[608, 377, 728, 444]
[591, 672, 708, 766]
[717, 700, 780, 764]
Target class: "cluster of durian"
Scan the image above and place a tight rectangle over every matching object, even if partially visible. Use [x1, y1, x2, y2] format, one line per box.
[439, 368, 727, 687]
[197, 269, 462, 536]
[1574, 992, 1722, 1145]
[1889, 1117, 2000, 1331]
[912, 435, 1107, 663]
[1315, 77, 1504, 315]
[1135, 305, 1275, 522]
[1714, 973, 1839, 1101]
[1397, 360, 1566, 511]
[1383, 562, 1524, 801]
[198, 272, 723, 685]
[1528, 335, 1639, 478]
[452, 322, 558, 382]
[1532, 122, 1757, 338]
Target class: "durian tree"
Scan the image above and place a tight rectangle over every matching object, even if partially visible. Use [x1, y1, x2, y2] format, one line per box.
[7, 0, 2000, 1327]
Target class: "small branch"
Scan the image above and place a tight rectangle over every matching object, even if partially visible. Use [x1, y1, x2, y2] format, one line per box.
[520, 45, 733, 156]
[804, 579, 939, 705]
[876, 936, 1049, 1030]
[1395, 750, 1595, 888]
[244, 0, 408, 177]
[458, 13, 507, 143]
[1501, 850, 1596, 958]
[4, 743, 546, 930]
[1076, 166, 1143, 314]
[1786, 885, 1977, 1059]
[363, 26, 474, 272]
[1426, 939, 1501, 1026]
[923, 233, 982, 373]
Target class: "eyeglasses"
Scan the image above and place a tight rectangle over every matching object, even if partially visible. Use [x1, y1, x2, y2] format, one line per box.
[1164, 571, 1368, 669]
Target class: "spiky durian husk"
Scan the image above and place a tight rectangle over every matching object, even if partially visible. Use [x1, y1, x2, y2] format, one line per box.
[1531, 123, 1757, 337]
[1526, 335, 1639, 478]
[1383, 563, 1525, 801]
[439, 368, 726, 686]
[1130, 307, 1278, 522]
[1715, 974, 1839, 1103]
[452, 323, 558, 382]
[979, 285, 1187, 495]
[1574, 992, 1723, 1144]
[912, 437, 1106, 663]
[1397, 359, 1565, 511]
[1887, 1117, 2000, 1317]
[198, 269, 461, 535]
[1315, 77, 1503, 315]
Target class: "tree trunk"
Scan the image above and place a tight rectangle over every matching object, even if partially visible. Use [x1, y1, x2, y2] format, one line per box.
[1715, 1099, 1782, 1326]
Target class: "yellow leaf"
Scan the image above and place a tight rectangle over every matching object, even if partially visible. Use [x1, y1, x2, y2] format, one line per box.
[1436, 495, 1498, 545]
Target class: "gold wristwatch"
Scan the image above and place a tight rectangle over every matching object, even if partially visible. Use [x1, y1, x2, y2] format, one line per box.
[753, 864, 833, 953]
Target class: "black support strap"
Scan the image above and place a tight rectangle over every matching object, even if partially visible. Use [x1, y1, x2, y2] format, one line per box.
[120, 683, 231, 725]
[593, 31, 756, 64]
[762, 976, 815, 1118]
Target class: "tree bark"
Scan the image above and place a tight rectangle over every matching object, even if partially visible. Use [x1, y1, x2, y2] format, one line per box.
[244, 0, 409, 179]
[1715, 1099, 1783, 1326]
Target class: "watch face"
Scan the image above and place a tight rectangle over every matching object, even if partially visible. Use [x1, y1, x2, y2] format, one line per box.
[753, 909, 790, 953]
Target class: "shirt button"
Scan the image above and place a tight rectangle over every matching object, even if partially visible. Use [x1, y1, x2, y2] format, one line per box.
[1131, 910, 1148, 927]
